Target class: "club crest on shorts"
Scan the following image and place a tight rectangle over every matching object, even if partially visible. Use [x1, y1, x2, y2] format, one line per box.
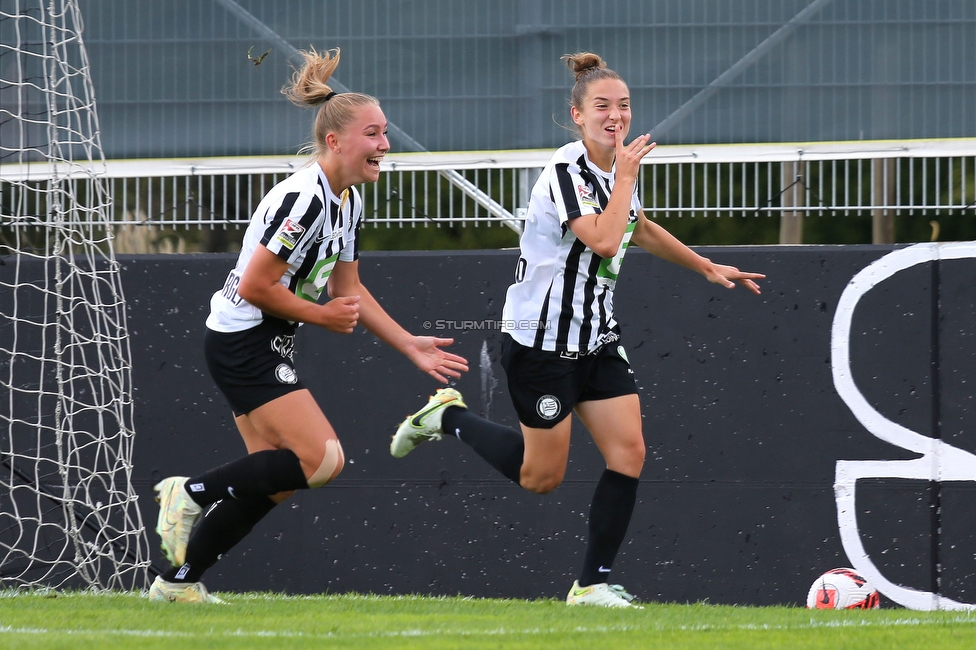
[274, 363, 298, 384]
[536, 395, 561, 421]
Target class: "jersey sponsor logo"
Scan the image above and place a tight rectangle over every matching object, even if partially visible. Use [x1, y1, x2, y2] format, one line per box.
[597, 219, 637, 287]
[295, 252, 340, 303]
[536, 395, 561, 421]
[271, 334, 296, 360]
[577, 183, 599, 209]
[274, 218, 306, 250]
[274, 363, 298, 384]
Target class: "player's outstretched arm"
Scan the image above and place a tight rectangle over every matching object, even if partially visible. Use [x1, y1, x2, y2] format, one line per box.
[328, 260, 469, 382]
[631, 213, 764, 295]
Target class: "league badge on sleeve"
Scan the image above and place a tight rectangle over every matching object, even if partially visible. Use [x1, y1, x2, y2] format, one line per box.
[274, 218, 306, 250]
[577, 183, 599, 209]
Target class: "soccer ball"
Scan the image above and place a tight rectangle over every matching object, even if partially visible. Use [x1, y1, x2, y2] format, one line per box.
[806, 568, 880, 609]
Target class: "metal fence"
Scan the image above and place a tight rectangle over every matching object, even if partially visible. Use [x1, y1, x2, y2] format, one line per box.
[3, 138, 974, 251]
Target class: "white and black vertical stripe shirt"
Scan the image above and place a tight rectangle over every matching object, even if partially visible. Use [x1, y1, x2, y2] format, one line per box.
[206, 163, 362, 333]
[502, 141, 641, 352]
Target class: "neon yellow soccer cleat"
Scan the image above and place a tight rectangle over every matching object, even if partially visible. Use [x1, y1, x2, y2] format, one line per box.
[148, 576, 224, 604]
[566, 581, 640, 608]
[390, 388, 466, 458]
[154, 476, 203, 566]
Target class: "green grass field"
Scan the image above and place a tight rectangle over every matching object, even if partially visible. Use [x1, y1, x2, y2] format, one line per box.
[1, 591, 975, 650]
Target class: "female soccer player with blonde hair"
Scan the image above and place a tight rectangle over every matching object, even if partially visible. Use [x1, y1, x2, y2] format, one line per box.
[149, 48, 468, 603]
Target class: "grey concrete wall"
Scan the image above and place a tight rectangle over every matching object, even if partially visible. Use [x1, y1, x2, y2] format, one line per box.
[115, 246, 976, 606]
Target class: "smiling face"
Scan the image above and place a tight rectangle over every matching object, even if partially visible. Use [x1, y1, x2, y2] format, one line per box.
[321, 103, 390, 190]
[336, 104, 390, 184]
[571, 78, 631, 163]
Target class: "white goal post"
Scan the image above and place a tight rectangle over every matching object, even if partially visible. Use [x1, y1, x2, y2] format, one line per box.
[0, 1, 150, 590]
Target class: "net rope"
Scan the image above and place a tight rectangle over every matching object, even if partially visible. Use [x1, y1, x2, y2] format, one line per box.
[0, 0, 150, 591]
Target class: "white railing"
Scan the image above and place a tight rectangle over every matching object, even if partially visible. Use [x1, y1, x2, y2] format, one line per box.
[3, 139, 975, 243]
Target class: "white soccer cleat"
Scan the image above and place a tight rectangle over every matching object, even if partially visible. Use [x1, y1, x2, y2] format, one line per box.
[566, 580, 639, 608]
[390, 388, 467, 458]
[154, 476, 203, 566]
[148, 575, 225, 604]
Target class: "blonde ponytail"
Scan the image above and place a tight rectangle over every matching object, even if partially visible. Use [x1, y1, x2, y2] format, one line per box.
[282, 48, 381, 157]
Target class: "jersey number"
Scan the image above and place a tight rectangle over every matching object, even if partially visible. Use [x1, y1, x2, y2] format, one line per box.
[514, 256, 527, 283]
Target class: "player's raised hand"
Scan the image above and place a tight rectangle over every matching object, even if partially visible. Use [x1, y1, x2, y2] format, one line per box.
[321, 295, 360, 333]
[614, 126, 656, 181]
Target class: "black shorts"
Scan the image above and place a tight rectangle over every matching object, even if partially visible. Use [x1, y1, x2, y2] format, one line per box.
[500, 333, 638, 429]
[204, 319, 305, 416]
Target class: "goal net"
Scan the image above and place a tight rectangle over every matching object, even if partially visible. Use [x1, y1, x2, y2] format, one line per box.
[0, 1, 150, 590]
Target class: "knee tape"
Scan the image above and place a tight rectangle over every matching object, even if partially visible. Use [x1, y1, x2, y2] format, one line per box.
[307, 439, 344, 488]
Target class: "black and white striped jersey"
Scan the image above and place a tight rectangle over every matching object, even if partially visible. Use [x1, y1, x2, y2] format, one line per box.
[501, 141, 641, 352]
[206, 163, 361, 333]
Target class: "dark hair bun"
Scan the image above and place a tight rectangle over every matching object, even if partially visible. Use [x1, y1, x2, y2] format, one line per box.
[563, 52, 607, 80]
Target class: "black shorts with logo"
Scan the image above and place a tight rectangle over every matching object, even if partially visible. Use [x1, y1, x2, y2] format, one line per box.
[499, 333, 638, 429]
[204, 318, 304, 416]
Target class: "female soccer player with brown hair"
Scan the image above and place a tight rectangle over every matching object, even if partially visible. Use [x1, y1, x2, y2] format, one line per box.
[391, 52, 763, 607]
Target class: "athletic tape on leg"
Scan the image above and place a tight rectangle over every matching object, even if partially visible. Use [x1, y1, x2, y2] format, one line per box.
[307, 439, 344, 488]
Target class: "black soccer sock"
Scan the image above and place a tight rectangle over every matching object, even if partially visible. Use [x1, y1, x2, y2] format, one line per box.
[578, 469, 639, 587]
[441, 406, 524, 485]
[184, 448, 309, 507]
[163, 495, 277, 583]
